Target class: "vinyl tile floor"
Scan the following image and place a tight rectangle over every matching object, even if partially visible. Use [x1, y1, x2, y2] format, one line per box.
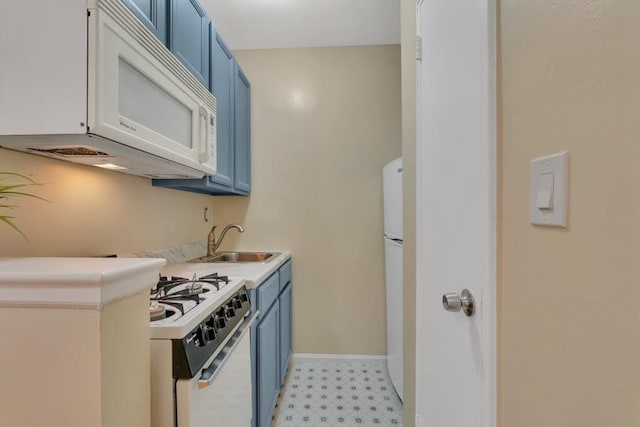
[271, 358, 403, 427]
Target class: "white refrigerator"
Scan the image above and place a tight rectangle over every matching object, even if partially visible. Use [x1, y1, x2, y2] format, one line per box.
[383, 157, 403, 401]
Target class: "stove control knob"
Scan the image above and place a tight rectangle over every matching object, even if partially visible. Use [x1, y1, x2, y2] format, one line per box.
[205, 316, 216, 328]
[203, 325, 216, 342]
[214, 314, 226, 329]
[232, 295, 243, 309]
[239, 292, 249, 302]
[195, 326, 207, 346]
[225, 303, 236, 318]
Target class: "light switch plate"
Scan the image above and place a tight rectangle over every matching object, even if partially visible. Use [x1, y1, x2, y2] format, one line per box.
[530, 151, 569, 227]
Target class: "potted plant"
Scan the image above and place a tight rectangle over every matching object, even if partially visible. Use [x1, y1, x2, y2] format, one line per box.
[0, 172, 46, 238]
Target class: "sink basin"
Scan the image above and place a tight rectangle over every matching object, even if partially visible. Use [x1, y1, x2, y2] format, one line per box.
[189, 251, 279, 263]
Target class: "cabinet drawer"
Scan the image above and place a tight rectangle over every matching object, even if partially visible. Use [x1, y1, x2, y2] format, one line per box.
[279, 259, 292, 292]
[257, 272, 279, 316]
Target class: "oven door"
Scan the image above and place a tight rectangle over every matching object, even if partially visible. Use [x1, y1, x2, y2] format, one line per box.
[176, 312, 257, 427]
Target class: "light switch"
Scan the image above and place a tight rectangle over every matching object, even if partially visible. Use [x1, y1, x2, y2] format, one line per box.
[535, 172, 554, 209]
[530, 151, 569, 227]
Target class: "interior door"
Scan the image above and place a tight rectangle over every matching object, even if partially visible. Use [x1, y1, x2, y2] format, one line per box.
[415, 0, 496, 426]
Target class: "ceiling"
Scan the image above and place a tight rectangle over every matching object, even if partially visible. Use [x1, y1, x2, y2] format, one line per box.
[201, 0, 400, 51]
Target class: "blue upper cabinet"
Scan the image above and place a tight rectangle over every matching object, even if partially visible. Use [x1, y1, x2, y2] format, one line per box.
[209, 28, 235, 188]
[121, 0, 168, 44]
[169, 0, 210, 86]
[152, 28, 252, 196]
[234, 63, 251, 193]
[125, 0, 254, 196]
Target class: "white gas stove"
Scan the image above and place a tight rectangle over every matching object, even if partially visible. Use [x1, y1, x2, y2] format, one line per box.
[149, 270, 247, 338]
[150, 263, 256, 427]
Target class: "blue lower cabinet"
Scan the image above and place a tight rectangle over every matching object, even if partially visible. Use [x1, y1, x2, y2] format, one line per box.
[257, 303, 280, 427]
[121, 0, 168, 45]
[279, 283, 292, 384]
[250, 260, 293, 427]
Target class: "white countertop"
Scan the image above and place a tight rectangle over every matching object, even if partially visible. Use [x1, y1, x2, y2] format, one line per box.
[160, 251, 291, 289]
[0, 257, 166, 308]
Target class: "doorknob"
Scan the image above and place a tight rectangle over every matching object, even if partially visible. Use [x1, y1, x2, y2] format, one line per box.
[442, 289, 475, 317]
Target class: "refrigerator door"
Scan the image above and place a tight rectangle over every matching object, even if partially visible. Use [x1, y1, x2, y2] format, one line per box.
[384, 237, 403, 401]
[383, 157, 403, 240]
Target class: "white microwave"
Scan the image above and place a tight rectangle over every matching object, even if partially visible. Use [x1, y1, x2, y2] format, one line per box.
[0, 0, 217, 179]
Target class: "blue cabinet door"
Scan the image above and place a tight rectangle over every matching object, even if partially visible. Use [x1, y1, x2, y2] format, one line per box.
[169, 0, 210, 86]
[151, 24, 252, 196]
[279, 283, 292, 385]
[248, 288, 259, 427]
[209, 28, 234, 188]
[234, 63, 251, 193]
[121, 0, 167, 44]
[257, 303, 280, 427]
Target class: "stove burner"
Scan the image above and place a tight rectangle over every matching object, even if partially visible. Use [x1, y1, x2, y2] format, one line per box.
[151, 293, 200, 310]
[154, 275, 191, 296]
[152, 272, 229, 297]
[150, 302, 167, 321]
[185, 281, 203, 295]
[150, 301, 182, 322]
[150, 271, 234, 323]
[199, 272, 230, 290]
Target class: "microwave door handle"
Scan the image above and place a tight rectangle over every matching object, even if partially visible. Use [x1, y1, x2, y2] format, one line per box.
[198, 105, 211, 163]
[197, 311, 258, 389]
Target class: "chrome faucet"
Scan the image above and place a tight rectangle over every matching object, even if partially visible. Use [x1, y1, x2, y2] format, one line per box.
[207, 224, 245, 256]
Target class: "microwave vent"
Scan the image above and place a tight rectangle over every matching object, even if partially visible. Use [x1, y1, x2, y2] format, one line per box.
[29, 146, 110, 157]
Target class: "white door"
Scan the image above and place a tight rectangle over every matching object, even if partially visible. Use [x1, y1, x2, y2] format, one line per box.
[415, 1, 496, 427]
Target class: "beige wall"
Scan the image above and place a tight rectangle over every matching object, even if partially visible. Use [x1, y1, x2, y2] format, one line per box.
[210, 46, 402, 355]
[0, 292, 149, 426]
[101, 292, 151, 427]
[400, 0, 416, 425]
[0, 306, 102, 426]
[500, 0, 640, 425]
[0, 148, 215, 257]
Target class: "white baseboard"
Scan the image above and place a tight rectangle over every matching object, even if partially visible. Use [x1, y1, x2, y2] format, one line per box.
[292, 353, 388, 361]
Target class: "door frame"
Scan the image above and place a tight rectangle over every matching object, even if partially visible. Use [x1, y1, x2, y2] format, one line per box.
[414, 0, 497, 426]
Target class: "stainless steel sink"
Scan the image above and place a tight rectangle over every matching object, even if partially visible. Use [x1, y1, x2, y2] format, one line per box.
[189, 251, 279, 263]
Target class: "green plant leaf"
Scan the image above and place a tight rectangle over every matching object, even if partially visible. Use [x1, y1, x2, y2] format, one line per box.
[0, 172, 47, 240]
[0, 215, 28, 240]
[0, 172, 38, 181]
[0, 190, 48, 201]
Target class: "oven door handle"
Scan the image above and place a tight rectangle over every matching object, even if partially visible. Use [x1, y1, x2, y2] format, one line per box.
[197, 311, 258, 389]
